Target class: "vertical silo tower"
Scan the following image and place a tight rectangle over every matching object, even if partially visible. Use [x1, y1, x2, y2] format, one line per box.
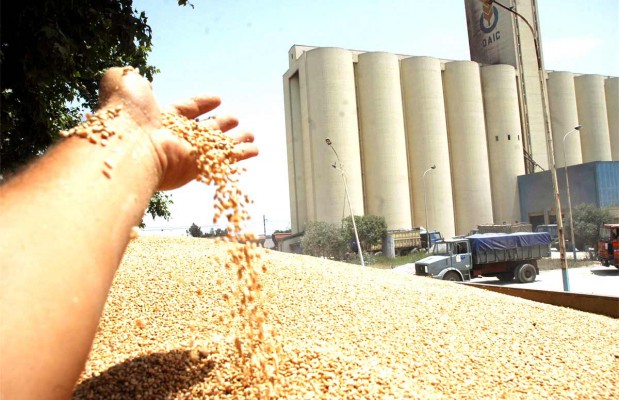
[283, 71, 306, 232]
[547, 72, 582, 167]
[574, 74, 612, 162]
[400, 56, 455, 238]
[305, 47, 364, 224]
[444, 60, 494, 235]
[605, 77, 619, 161]
[464, 0, 549, 171]
[356, 52, 411, 229]
[481, 64, 526, 224]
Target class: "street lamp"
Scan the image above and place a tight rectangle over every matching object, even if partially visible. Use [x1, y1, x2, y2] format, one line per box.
[562, 125, 583, 262]
[423, 165, 436, 252]
[325, 138, 364, 267]
[491, 0, 570, 291]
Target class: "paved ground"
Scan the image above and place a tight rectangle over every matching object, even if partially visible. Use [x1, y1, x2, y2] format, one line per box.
[473, 264, 619, 298]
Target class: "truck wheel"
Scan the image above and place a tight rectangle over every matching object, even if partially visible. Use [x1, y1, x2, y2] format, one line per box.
[443, 271, 462, 281]
[516, 264, 536, 283]
[497, 272, 514, 282]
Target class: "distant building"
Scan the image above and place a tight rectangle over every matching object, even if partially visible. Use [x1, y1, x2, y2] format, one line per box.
[518, 162, 619, 226]
[283, 0, 618, 239]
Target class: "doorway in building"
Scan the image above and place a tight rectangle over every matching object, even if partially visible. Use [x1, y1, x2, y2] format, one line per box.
[529, 214, 545, 230]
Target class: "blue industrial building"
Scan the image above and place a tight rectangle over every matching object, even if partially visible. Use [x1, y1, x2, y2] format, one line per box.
[518, 161, 619, 227]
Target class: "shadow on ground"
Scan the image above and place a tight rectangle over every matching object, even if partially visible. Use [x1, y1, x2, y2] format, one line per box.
[72, 349, 215, 399]
[590, 267, 619, 277]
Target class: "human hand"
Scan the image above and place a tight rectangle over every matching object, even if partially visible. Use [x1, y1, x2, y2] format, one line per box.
[97, 67, 258, 191]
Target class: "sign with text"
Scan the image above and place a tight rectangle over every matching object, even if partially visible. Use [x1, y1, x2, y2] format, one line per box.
[464, 0, 518, 66]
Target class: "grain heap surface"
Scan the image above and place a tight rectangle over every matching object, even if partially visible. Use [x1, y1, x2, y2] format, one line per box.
[74, 237, 619, 399]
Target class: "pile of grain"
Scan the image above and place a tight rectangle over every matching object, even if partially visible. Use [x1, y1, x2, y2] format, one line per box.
[73, 236, 618, 399]
[64, 72, 617, 398]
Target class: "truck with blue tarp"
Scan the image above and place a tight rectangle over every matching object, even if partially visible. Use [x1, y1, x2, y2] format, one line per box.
[414, 232, 553, 283]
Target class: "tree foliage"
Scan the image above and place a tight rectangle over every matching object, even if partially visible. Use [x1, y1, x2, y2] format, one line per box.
[1, 0, 158, 172]
[1, 0, 189, 219]
[187, 223, 204, 238]
[564, 204, 614, 249]
[342, 215, 387, 251]
[204, 228, 228, 238]
[140, 192, 173, 228]
[301, 221, 348, 260]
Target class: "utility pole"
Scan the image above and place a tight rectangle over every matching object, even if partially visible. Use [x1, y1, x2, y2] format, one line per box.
[263, 214, 267, 238]
[326, 138, 365, 267]
[492, 0, 570, 291]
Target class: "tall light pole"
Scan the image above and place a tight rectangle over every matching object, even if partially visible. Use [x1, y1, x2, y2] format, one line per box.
[492, 0, 570, 291]
[325, 138, 364, 267]
[423, 165, 436, 252]
[562, 125, 583, 262]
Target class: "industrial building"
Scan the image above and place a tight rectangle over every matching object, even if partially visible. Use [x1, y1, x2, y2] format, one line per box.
[518, 162, 619, 226]
[283, 0, 619, 240]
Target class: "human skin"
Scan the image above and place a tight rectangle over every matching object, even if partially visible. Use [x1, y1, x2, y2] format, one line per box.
[0, 67, 258, 399]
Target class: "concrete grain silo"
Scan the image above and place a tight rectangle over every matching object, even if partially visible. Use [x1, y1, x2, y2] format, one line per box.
[400, 56, 455, 239]
[605, 77, 619, 161]
[305, 47, 364, 224]
[547, 71, 582, 167]
[575, 74, 612, 162]
[283, 71, 307, 232]
[481, 65, 526, 224]
[356, 52, 411, 229]
[444, 61, 493, 235]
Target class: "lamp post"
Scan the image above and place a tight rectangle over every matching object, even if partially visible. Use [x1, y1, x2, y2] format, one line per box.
[423, 165, 436, 252]
[491, 0, 570, 291]
[325, 138, 364, 267]
[562, 125, 583, 262]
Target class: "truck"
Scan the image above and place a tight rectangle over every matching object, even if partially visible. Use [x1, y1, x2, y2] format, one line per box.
[535, 223, 576, 251]
[420, 230, 443, 250]
[598, 223, 619, 269]
[368, 229, 422, 256]
[477, 223, 532, 234]
[535, 224, 558, 239]
[414, 232, 552, 283]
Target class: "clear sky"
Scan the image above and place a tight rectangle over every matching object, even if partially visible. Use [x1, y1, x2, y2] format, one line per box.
[135, 0, 619, 236]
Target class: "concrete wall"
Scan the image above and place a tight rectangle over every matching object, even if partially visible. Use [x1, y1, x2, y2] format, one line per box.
[283, 72, 306, 232]
[481, 64, 526, 224]
[356, 52, 411, 229]
[284, 44, 618, 238]
[547, 71, 582, 167]
[444, 61, 494, 234]
[518, 162, 619, 223]
[305, 47, 364, 224]
[575, 74, 612, 163]
[400, 56, 456, 238]
[605, 77, 619, 161]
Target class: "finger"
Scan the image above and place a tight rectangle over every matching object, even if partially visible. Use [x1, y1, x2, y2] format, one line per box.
[165, 95, 221, 119]
[233, 143, 259, 161]
[229, 131, 255, 144]
[200, 115, 239, 133]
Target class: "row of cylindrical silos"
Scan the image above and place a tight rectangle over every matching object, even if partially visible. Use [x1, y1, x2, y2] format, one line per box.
[286, 47, 618, 237]
[548, 73, 618, 166]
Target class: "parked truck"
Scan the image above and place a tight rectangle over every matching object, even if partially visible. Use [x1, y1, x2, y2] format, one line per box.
[415, 232, 552, 283]
[598, 224, 619, 269]
[368, 229, 423, 256]
[477, 223, 532, 234]
[420, 230, 443, 250]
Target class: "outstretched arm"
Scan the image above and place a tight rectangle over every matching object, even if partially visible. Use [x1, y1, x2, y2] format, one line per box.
[0, 67, 257, 400]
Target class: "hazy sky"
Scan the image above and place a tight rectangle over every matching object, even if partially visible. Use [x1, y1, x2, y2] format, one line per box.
[134, 0, 619, 236]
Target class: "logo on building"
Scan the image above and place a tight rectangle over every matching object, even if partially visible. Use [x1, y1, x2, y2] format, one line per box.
[479, 0, 499, 33]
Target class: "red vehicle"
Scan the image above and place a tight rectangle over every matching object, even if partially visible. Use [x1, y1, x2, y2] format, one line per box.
[598, 224, 619, 269]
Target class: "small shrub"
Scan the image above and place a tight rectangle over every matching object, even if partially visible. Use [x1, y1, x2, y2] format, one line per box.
[187, 223, 204, 238]
[301, 221, 348, 260]
[342, 215, 387, 252]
